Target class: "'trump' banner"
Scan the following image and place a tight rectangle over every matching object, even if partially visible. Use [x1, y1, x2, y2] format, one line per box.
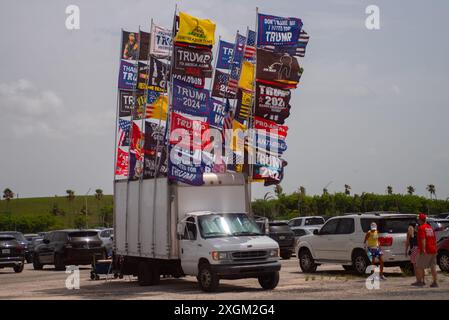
[174, 45, 213, 78]
[119, 90, 134, 117]
[208, 98, 229, 129]
[255, 83, 291, 124]
[150, 24, 172, 57]
[257, 13, 302, 46]
[172, 79, 210, 117]
[254, 116, 288, 139]
[169, 112, 210, 150]
[118, 60, 137, 89]
[172, 69, 205, 89]
[212, 69, 237, 99]
[216, 40, 234, 70]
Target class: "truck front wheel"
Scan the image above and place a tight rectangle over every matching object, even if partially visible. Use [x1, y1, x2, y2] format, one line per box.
[258, 271, 279, 290]
[197, 264, 219, 292]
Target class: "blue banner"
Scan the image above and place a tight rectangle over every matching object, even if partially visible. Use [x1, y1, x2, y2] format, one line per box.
[118, 60, 137, 90]
[230, 33, 246, 81]
[168, 146, 204, 186]
[216, 40, 234, 70]
[208, 98, 229, 129]
[172, 79, 210, 117]
[254, 132, 288, 154]
[257, 13, 302, 46]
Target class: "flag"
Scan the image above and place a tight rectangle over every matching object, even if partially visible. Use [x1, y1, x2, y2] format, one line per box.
[118, 60, 137, 90]
[146, 94, 168, 121]
[118, 119, 131, 147]
[211, 69, 237, 99]
[150, 24, 172, 57]
[238, 61, 255, 92]
[244, 30, 256, 61]
[256, 49, 302, 88]
[254, 83, 291, 124]
[172, 79, 210, 117]
[263, 30, 310, 58]
[235, 89, 253, 122]
[216, 40, 234, 69]
[174, 12, 216, 46]
[257, 13, 302, 46]
[254, 116, 288, 139]
[130, 122, 144, 161]
[174, 44, 213, 78]
[223, 99, 233, 131]
[207, 98, 229, 129]
[121, 31, 139, 61]
[115, 147, 129, 176]
[139, 30, 150, 60]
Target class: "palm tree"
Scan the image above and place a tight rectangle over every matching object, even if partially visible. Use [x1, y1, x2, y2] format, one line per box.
[2, 188, 14, 213]
[66, 190, 76, 227]
[344, 184, 351, 196]
[299, 186, 306, 197]
[426, 184, 436, 200]
[387, 186, 393, 195]
[263, 192, 274, 201]
[274, 185, 283, 198]
[407, 186, 415, 195]
[322, 188, 329, 196]
[95, 189, 104, 225]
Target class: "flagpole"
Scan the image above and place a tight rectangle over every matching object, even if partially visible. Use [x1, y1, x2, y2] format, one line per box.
[113, 29, 124, 251]
[124, 25, 141, 255]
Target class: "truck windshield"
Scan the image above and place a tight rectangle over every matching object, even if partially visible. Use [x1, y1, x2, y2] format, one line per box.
[198, 213, 263, 238]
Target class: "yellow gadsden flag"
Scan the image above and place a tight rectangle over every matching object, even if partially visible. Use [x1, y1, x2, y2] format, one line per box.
[238, 61, 255, 92]
[146, 95, 168, 121]
[175, 12, 216, 46]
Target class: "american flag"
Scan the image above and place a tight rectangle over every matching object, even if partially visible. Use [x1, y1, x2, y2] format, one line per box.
[118, 119, 131, 146]
[223, 99, 234, 130]
[244, 30, 256, 61]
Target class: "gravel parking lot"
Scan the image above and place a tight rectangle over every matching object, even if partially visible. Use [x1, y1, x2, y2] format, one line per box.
[1, 259, 448, 300]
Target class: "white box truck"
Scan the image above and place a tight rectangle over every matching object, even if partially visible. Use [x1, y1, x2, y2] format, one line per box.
[113, 172, 281, 292]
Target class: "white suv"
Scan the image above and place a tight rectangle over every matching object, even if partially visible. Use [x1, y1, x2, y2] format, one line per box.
[296, 213, 416, 275]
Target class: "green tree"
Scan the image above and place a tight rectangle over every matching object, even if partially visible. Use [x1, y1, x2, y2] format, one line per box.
[407, 186, 415, 195]
[2, 188, 14, 213]
[426, 184, 436, 200]
[322, 188, 329, 196]
[100, 205, 113, 227]
[387, 186, 393, 195]
[344, 184, 351, 196]
[274, 185, 283, 198]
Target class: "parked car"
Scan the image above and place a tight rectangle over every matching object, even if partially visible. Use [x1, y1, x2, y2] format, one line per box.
[33, 230, 105, 270]
[296, 213, 417, 275]
[266, 221, 295, 260]
[28, 237, 43, 258]
[0, 234, 25, 273]
[0, 231, 31, 263]
[437, 238, 449, 273]
[427, 218, 449, 243]
[93, 228, 114, 255]
[288, 216, 325, 231]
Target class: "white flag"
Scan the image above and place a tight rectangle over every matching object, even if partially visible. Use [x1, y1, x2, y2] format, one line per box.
[150, 25, 172, 57]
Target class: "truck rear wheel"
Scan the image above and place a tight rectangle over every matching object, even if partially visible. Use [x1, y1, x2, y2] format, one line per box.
[137, 261, 153, 286]
[258, 271, 279, 290]
[198, 264, 219, 292]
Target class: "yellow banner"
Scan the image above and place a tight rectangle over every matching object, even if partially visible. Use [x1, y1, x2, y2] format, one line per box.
[238, 61, 255, 92]
[146, 95, 168, 121]
[175, 12, 216, 46]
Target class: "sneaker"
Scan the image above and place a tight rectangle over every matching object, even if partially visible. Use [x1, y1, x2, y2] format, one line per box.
[430, 282, 439, 288]
[411, 281, 425, 287]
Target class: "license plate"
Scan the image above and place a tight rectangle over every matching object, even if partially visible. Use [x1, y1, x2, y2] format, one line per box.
[2, 249, 10, 254]
[279, 236, 285, 240]
[83, 244, 89, 249]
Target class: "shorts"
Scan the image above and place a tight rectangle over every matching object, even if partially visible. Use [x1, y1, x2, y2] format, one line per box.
[367, 247, 383, 259]
[416, 253, 437, 269]
[410, 247, 418, 264]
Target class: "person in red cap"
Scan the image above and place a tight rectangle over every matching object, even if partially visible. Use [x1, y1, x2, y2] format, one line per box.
[413, 213, 438, 287]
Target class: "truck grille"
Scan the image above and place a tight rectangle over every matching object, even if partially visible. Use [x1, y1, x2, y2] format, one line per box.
[232, 250, 267, 260]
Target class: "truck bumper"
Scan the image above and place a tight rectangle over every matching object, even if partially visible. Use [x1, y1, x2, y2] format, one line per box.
[210, 261, 281, 280]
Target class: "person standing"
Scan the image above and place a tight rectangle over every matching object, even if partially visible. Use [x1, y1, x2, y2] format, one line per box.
[364, 222, 386, 280]
[405, 222, 419, 282]
[413, 213, 438, 287]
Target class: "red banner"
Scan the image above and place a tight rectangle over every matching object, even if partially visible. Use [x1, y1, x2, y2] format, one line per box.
[169, 112, 210, 149]
[254, 116, 288, 138]
[115, 147, 129, 176]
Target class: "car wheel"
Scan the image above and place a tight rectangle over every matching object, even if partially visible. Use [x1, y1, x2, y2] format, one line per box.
[197, 263, 219, 292]
[137, 261, 153, 286]
[280, 251, 291, 260]
[352, 250, 370, 275]
[54, 253, 65, 271]
[342, 265, 353, 272]
[438, 250, 449, 273]
[13, 263, 24, 273]
[400, 262, 415, 276]
[298, 249, 317, 273]
[33, 254, 43, 270]
[258, 271, 280, 290]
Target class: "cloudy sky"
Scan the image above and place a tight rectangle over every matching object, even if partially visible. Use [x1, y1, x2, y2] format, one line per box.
[0, 0, 448, 200]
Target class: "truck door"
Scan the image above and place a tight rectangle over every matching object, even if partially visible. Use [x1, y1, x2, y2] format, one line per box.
[180, 217, 199, 276]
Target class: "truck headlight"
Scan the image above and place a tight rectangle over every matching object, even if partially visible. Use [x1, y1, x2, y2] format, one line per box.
[211, 251, 229, 261]
[269, 249, 279, 257]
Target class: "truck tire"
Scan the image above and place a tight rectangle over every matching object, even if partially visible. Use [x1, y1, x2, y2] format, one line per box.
[258, 271, 279, 290]
[13, 263, 24, 273]
[437, 250, 449, 273]
[33, 254, 43, 270]
[280, 251, 291, 260]
[352, 250, 370, 275]
[299, 248, 317, 273]
[137, 261, 153, 286]
[400, 262, 415, 276]
[198, 264, 219, 292]
[54, 253, 65, 271]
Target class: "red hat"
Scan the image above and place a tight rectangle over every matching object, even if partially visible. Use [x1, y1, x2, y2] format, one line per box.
[418, 213, 427, 221]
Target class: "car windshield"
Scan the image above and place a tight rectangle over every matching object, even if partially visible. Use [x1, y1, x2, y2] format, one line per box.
[198, 213, 263, 238]
[0, 232, 25, 241]
[304, 218, 325, 226]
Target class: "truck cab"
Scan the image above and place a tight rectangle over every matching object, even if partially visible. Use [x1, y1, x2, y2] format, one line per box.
[178, 211, 281, 292]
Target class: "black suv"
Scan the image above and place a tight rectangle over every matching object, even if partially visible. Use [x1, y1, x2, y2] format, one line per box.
[0, 234, 25, 273]
[33, 230, 104, 270]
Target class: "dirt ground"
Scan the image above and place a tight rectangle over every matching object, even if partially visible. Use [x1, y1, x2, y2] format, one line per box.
[1, 259, 448, 300]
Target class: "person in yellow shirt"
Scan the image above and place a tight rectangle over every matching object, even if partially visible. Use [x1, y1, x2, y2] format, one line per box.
[364, 222, 386, 280]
